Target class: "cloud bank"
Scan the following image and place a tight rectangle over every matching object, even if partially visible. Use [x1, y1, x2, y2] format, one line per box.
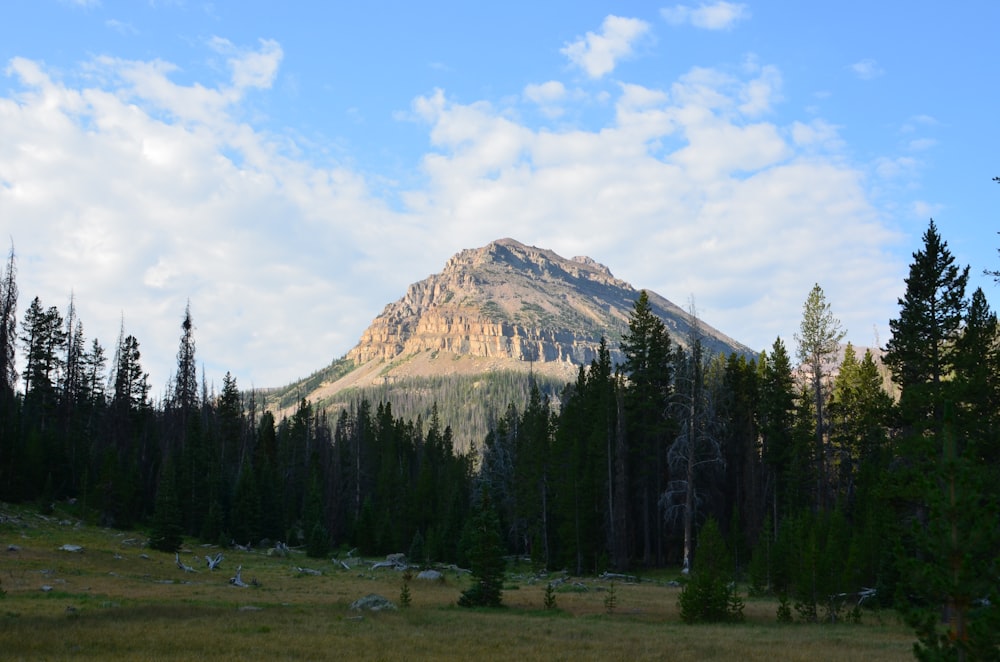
[1, 23, 906, 392]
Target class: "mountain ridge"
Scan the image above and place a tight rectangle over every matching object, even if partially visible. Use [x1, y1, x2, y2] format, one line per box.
[345, 238, 750, 368]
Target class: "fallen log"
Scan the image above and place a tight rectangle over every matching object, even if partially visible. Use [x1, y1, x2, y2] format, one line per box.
[296, 567, 322, 576]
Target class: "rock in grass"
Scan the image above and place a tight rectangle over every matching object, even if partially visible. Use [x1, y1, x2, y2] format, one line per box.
[349, 594, 397, 612]
[59, 544, 83, 553]
[417, 570, 444, 582]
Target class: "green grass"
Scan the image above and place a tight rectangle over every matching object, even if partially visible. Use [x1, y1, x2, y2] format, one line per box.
[0, 503, 915, 661]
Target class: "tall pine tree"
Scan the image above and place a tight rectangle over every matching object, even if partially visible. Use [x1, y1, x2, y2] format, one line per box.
[884, 219, 968, 435]
[620, 290, 673, 566]
[795, 284, 845, 512]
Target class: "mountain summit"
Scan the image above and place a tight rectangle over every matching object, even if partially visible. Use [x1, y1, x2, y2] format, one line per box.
[346, 237, 750, 371]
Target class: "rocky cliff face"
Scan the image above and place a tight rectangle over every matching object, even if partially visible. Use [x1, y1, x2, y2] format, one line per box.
[346, 238, 750, 370]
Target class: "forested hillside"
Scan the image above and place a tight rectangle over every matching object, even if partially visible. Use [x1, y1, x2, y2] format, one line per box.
[0, 220, 998, 656]
[274, 368, 569, 451]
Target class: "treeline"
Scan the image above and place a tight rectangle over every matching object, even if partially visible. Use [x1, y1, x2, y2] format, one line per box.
[0, 272, 476, 563]
[0, 219, 998, 655]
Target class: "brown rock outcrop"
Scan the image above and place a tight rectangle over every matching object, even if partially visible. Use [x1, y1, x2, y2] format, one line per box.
[345, 238, 750, 370]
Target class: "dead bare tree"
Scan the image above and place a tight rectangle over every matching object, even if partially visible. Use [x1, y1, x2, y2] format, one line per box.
[661, 301, 725, 574]
[229, 565, 249, 587]
[205, 552, 223, 571]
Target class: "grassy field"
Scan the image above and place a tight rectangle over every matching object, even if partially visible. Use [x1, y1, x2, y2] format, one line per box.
[1, 503, 916, 661]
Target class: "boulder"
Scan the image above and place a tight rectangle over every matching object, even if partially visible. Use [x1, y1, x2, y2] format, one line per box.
[349, 594, 397, 612]
[416, 569, 444, 582]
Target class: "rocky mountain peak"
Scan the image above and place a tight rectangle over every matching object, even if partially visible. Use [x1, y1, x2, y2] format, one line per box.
[345, 238, 751, 372]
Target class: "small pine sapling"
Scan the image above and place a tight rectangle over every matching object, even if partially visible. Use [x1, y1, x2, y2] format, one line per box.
[543, 582, 557, 610]
[678, 518, 745, 623]
[604, 581, 618, 615]
[400, 569, 413, 608]
[776, 594, 793, 623]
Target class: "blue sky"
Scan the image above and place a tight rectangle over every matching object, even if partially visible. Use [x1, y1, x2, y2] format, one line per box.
[1, 0, 997, 392]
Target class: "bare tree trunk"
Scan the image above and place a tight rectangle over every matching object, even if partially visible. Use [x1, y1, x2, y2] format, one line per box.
[682, 398, 696, 574]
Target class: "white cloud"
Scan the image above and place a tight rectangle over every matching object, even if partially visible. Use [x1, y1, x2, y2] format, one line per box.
[524, 81, 566, 105]
[662, 2, 750, 30]
[791, 119, 845, 152]
[738, 64, 782, 115]
[875, 156, 920, 180]
[524, 81, 567, 118]
[105, 19, 138, 35]
[561, 15, 650, 79]
[912, 200, 943, 220]
[850, 58, 884, 80]
[0, 40, 908, 393]
[0, 46, 400, 389]
[209, 37, 283, 91]
[907, 138, 937, 151]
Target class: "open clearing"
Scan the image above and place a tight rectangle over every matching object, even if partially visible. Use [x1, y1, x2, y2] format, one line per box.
[1, 503, 914, 661]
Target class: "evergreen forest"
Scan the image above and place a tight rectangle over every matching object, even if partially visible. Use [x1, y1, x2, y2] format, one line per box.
[1, 219, 998, 657]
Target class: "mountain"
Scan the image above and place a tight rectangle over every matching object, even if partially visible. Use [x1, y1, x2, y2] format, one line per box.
[265, 238, 754, 447]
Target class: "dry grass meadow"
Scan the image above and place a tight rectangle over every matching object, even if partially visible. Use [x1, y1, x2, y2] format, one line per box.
[1, 503, 916, 661]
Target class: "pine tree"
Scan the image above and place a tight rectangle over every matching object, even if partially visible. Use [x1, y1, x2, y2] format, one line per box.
[514, 381, 552, 568]
[230, 455, 261, 546]
[795, 284, 845, 511]
[217, 372, 244, 471]
[885, 222, 999, 658]
[678, 517, 744, 623]
[149, 457, 184, 553]
[884, 219, 968, 435]
[172, 302, 199, 415]
[304, 457, 330, 558]
[720, 351, 762, 576]
[254, 411, 283, 540]
[82, 338, 107, 405]
[952, 288, 1000, 462]
[458, 490, 505, 608]
[112, 332, 149, 412]
[905, 418, 1000, 660]
[620, 290, 673, 566]
[21, 297, 66, 407]
[758, 339, 800, 529]
[18, 298, 66, 498]
[551, 338, 618, 575]
[828, 344, 892, 508]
